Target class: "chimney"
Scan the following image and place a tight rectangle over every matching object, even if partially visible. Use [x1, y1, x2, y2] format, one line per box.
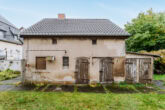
[58, 13, 65, 19]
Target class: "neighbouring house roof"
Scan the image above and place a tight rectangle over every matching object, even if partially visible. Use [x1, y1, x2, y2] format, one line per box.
[126, 52, 160, 58]
[0, 15, 23, 45]
[20, 19, 130, 38]
[0, 15, 17, 29]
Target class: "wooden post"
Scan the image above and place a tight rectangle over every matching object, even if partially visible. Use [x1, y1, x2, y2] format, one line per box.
[136, 59, 139, 83]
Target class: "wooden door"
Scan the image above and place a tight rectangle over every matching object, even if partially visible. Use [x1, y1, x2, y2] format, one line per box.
[75, 58, 89, 84]
[125, 58, 138, 83]
[100, 58, 114, 83]
[113, 57, 125, 77]
[139, 58, 152, 83]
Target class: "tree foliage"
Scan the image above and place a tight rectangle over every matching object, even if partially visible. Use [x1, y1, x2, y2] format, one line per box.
[125, 9, 165, 52]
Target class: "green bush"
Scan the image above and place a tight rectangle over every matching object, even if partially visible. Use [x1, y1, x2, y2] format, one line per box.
[0, 69, 21, 81]
[154, 58, 165, 74]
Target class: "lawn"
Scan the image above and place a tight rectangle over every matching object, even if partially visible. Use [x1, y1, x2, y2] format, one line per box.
[0, 76, 164, 110]
[154, 74, 165, 81]
[0, 85, 165, 110]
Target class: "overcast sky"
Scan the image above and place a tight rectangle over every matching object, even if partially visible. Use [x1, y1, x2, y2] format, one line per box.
[0, 0, 165, 28]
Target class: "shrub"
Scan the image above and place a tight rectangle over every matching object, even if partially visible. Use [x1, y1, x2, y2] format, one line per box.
[154, 58, 165, 74]
[0, 69, 21, 81]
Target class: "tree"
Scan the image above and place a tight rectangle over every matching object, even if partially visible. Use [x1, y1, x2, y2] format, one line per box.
[125, 9, 165, 52]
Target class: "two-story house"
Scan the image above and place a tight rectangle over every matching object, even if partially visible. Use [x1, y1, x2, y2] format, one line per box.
[20, 14, 130, 84]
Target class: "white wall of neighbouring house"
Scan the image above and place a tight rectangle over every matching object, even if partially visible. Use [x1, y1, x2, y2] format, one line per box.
[0, 60, 22, 71]
[0, 41, 23, 60]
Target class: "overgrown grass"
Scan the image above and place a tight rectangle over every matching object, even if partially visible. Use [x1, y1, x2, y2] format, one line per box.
[0, 81, 164, 109]
[0, 91, 164, 110]
[0, 69, 20, 81]
[105, 82, 153, 93]
[154, 74, 165, 81]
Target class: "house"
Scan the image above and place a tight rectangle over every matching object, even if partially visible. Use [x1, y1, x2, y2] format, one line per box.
[20, 14, 130, 84]
[0, 15, 23, 60]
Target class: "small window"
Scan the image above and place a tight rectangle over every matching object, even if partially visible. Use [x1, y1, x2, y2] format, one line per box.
[36, 57, 46, 70]
[63, 57, 69, 69]
[52, 38, 57, 44]
[92, 39, 97, 45]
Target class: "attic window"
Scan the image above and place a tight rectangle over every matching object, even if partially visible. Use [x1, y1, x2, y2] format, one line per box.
[92, 39, 97, 45]
[52, 38, 57, 44]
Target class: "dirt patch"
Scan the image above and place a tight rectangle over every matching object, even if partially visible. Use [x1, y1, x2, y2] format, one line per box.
[23, 83, 157, 94]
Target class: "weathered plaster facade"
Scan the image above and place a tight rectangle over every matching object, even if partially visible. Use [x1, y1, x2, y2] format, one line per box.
[23, 37, 126, 84]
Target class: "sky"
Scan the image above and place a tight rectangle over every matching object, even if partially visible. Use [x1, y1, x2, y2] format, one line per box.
[0, 0, 165, 28]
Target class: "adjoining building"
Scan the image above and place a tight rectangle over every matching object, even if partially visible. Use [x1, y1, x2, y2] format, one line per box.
[0, 15, 23, 71]
[0, 15, 23, 60]
[126, 52, 160, 83]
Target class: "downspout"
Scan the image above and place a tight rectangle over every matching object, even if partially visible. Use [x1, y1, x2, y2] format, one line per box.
[5, 48, 7, 60]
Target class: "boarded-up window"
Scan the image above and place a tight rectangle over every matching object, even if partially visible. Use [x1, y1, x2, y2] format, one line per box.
[63, 57, 69, 69]
[52, 38, 57, 44]
[36, 57, 46, 70]
[92, 39, 97, 45]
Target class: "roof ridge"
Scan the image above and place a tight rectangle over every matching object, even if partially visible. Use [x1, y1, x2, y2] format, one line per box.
[20, 18, 130, 37]
[43, 18, 109, 20]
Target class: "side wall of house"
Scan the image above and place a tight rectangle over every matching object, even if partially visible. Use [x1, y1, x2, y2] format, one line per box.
[23, 37, 126, 84]
[0, 41, 22, 60]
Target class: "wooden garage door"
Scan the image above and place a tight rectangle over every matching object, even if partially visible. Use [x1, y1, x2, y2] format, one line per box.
[139, 58, 152, 83]
[100, 58, 114, 83]
[36, 57, 46, 70]
[75, 58, 89, 84]
[113, 57, 125, 77]
[125, 58, 152, 83]
[125, 58, 138, 83]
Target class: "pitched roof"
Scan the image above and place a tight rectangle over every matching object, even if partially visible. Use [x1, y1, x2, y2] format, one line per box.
[20, 19, 130, 37]
[0, 15, 17, 29]
[0, 15, 22, 45]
